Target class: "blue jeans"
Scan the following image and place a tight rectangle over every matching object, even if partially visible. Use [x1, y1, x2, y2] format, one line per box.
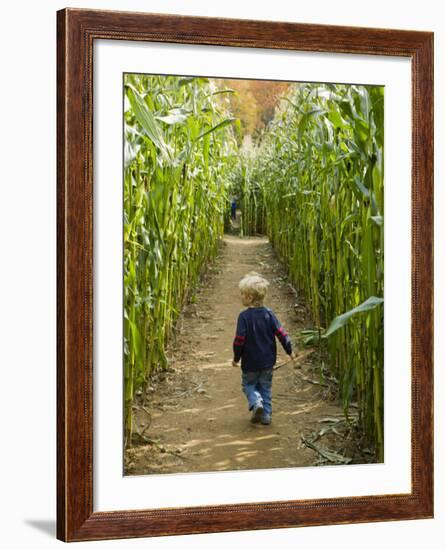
[241, 368, 273, 416]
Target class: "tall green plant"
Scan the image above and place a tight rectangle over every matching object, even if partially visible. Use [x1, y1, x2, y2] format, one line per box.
[243, 83, 384, 459]
[124, 75, 237, 444]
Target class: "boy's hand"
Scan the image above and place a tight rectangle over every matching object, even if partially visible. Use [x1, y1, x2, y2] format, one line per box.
[290, 351, 301, 369]
[232, 360, 239, 368]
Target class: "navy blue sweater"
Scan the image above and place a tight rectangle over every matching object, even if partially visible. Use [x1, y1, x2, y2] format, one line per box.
[233, 307, 292, 372]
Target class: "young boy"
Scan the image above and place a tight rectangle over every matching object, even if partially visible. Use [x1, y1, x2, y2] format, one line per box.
[232, 272, 295, 425]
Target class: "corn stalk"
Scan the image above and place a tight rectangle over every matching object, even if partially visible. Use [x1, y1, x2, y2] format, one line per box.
[244, 83, 384, 459]
[124, 75, 237, 445]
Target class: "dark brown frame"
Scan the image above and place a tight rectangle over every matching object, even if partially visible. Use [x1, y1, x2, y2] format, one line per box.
[57, 8, 434, 542]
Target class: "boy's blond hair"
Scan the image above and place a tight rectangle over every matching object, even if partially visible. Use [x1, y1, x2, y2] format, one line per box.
[239, 272, 269, 307]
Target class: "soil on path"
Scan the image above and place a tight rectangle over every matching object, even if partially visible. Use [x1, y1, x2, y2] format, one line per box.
[125, 234, 346, 475]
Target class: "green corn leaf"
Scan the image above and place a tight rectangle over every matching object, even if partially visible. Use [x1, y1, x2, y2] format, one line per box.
[128, 318, 143, 365]
[206, 89, 236, 98]
[156, 109, 190, 125]
[323, 296, 384, 338]
[371, 215, 384, 226]
[178, 77, 197, 86]
[126, 87, 172, 162]
[194, 118, 237, 141]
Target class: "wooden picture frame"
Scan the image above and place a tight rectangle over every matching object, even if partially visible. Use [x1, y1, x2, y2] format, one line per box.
[57, 8, 434, 542]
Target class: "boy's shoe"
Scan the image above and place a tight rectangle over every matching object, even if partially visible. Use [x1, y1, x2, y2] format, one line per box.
[250, 401, 264, 423]
[261, 414, 272, 425]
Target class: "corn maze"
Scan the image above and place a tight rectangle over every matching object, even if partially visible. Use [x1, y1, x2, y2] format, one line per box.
[124, 75, 384, 461]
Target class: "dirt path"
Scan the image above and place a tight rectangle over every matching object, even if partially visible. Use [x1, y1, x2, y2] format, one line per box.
[125, 235, 345, 475]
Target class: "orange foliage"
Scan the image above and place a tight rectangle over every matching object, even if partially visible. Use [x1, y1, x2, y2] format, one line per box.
[214, 78, 291, 141]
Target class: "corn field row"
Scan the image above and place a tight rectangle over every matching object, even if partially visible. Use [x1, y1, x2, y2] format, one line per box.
[237, 83, 384, 459]
[124, 74, 237, 445]
[124, 76, 384, 460]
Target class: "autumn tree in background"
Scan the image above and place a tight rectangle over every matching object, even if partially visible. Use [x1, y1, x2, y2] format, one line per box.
[215, 79, 290, 142]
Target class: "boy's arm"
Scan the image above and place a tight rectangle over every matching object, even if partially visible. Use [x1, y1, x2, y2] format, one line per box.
[271, 312, 292, 355]
[233, 314, 247, 363]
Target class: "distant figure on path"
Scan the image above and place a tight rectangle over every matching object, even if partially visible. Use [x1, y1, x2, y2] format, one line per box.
[231, 198, 237, 220]
[231, 272, 296, 425]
